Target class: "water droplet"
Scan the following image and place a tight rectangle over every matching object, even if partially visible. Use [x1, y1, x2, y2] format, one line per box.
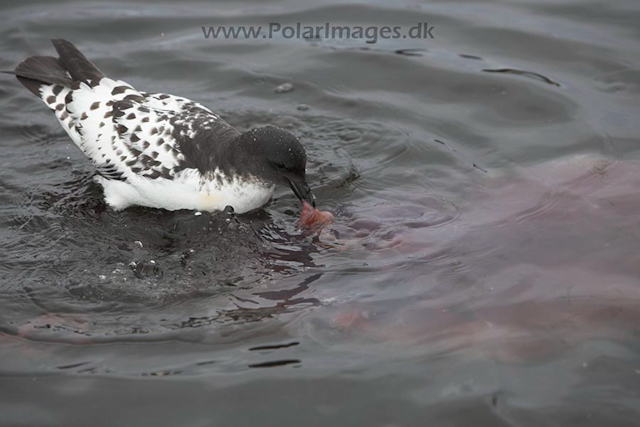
[274, 83, 294, 93]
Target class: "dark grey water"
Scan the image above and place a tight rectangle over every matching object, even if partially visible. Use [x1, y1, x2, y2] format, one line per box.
[2, 0, 640, 426]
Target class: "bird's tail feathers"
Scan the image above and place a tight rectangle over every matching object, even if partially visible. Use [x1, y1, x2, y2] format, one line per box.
[13, 39, 104, 97]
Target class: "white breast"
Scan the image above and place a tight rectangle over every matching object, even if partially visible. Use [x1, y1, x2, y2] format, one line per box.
[96, 169, 275, 214]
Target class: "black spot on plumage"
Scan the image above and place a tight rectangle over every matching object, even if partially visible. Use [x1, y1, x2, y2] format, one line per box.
[90, 102, 100, 110]
[112, 100, 133, 122]
[150, 128, 158, 135]
[65, 92, 73, 104]
[52, 85, 63, 96]
[60, 111, 69, 120]
[116, 149, 123, 156]
[129, 148, 142, 157]
[160, 167, 172, 178]
[106, 100, 114, 107]
[124, 94, 144, 103]
[138, 155, 153, 167]
[46, 95, 56, 104]
[99, 122, 105, 128]
[104, 111, 113, 118]
[146, 170, 162, 179]
[112, 86, 130, 95]
[138, 106, 150, 113]
[120, 155, 127, 162]
[158, 94, 170, 100]
[151, 151, 159, 159]
[134, 125, 142, 133]
[117, 124, 128, 135]
[172, 163, 188, 175]
[126, 159, 137, 167]
[55, 104, 64, 111]
[143, 141, 150, 149]
[157, 125, 164, 133]
[131, 167, 142, 173]
[81, 112, 88, 120]
[163, 143, 171, 152]
[141, 117, 149, 123]
[97, 162, 126, 181]
[130, 134, 140, 143]
[126, 112, 136, 120]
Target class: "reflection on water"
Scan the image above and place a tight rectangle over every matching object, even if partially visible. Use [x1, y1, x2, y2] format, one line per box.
[1, 0, 640, 425]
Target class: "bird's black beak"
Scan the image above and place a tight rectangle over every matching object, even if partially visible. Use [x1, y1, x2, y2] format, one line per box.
[287, 177, 315, 207]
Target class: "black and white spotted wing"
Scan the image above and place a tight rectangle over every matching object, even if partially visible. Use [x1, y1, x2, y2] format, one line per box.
[41, 76, 224, 182]
[14, 39, 284, 213]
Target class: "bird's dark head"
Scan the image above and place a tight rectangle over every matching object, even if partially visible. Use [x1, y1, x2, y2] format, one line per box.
[236, 126, 315, 207]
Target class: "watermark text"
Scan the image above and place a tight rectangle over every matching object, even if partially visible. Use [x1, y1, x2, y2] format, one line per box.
[201, 23, 435, 44]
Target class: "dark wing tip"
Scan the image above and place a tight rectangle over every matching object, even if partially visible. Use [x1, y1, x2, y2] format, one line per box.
[50, 38, 72, 49]
[50, 38, 104, 85]
[14, 55, 73, 96]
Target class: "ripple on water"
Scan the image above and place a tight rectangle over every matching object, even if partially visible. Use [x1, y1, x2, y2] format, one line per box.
[0, 111, 366, 348]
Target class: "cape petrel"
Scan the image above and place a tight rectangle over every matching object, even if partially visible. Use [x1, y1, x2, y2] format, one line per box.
[13, 39, 315, 214]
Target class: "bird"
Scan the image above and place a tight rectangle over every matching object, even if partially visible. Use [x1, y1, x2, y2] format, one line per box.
[12, 39, 316, 214]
